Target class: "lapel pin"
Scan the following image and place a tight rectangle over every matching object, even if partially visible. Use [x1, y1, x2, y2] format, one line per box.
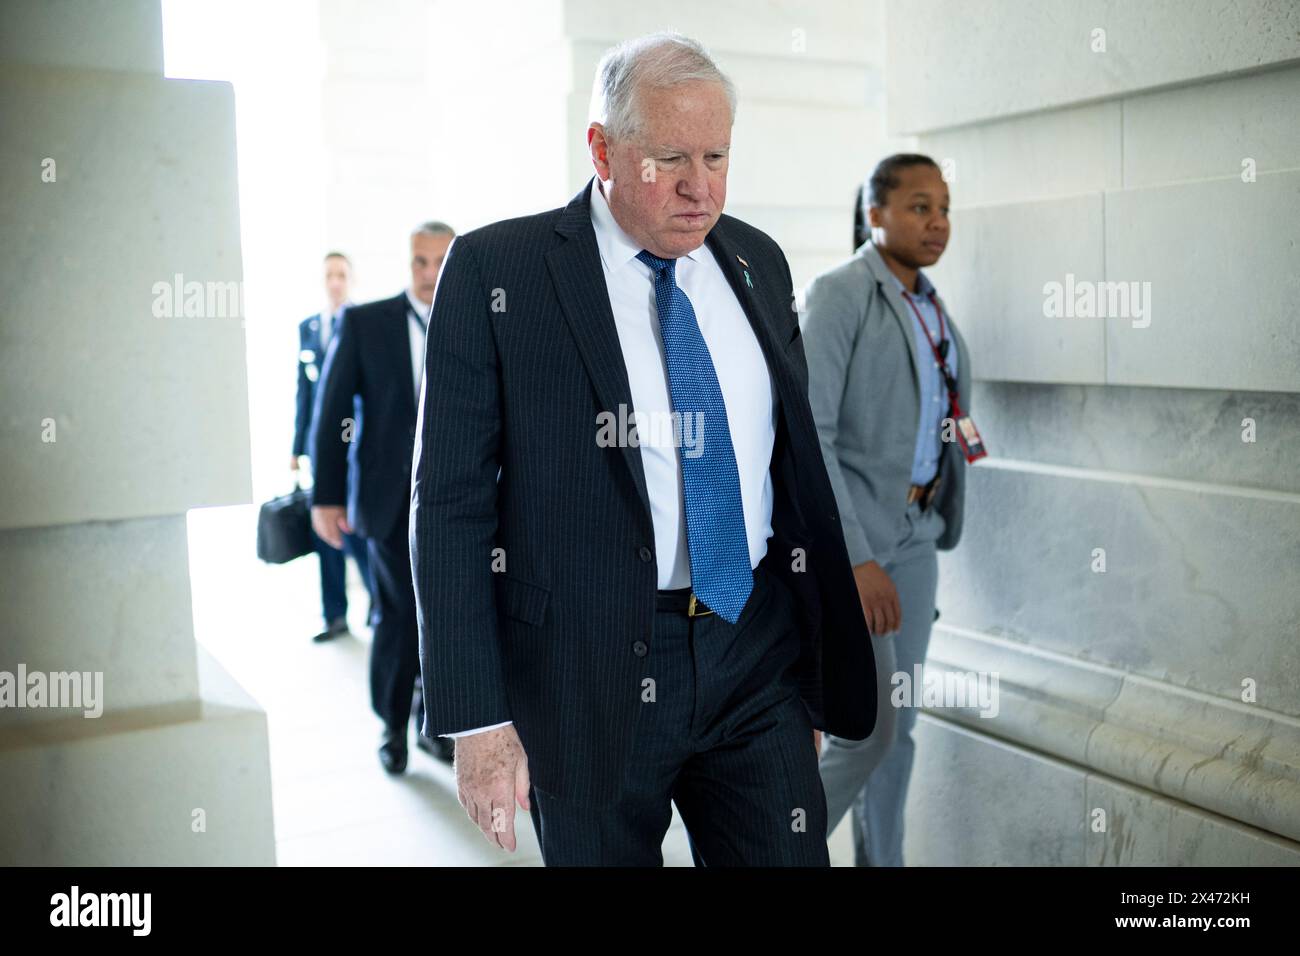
[737, 256, 753, 288]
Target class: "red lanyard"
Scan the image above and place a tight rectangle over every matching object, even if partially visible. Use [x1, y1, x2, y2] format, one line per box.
[901, 290, 965, 418]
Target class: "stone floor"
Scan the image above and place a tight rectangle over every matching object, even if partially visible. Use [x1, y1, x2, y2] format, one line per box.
[187, 503, 855, 866]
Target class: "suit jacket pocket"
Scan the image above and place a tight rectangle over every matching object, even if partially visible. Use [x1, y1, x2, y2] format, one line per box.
[496, 573, 550, 627]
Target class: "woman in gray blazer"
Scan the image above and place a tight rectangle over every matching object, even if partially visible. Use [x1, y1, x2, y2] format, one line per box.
[802, 153, 975, 866]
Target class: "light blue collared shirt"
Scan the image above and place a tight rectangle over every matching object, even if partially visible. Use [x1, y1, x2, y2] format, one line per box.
[887, 269, 957, 485]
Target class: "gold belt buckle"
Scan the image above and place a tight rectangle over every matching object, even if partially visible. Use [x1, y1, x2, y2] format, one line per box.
[687, 593, 714, 618]
[924, 476, 942, 509]
[908, 477, 942, 509]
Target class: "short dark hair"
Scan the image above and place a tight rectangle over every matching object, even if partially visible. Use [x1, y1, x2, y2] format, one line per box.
[868, 153, 939, 207]
[853, 153, 941, 251]
[323, 251, 351, 265]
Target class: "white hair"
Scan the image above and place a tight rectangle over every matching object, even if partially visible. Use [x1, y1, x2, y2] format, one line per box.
[589, 32, 737, 142]
[411, 220, 455, 239]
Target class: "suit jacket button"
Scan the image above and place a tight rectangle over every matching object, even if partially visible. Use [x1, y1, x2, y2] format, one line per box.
[632, 641, 648, 657]
[638, 546, 652, 563]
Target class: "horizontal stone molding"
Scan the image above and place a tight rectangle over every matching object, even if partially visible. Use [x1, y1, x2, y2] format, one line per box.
[921, 624, 1300, 844]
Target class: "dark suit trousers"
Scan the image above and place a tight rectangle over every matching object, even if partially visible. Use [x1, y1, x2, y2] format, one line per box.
[366, 518, 421, 734]
[313, 526, 373, 625]
[526, 555, 829, 866]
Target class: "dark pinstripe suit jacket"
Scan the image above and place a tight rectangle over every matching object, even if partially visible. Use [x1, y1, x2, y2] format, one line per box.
[311, 292, 417, 542]
[411, 178, 876, 804]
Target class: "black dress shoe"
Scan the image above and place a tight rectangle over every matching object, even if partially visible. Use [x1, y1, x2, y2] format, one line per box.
[416, 733, 455, 765]
[379, 726, 407, 774]
[312, 616, 349, 643]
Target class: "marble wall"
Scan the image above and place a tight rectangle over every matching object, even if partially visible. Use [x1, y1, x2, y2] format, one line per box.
[894, 0, 1300, 864]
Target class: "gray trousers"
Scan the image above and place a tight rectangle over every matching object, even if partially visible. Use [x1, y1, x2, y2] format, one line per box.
[818, 499, 945, 866]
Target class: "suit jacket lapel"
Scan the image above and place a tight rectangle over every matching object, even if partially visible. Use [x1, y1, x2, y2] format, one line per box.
[864, 244, 971, 414]
[704, 221, 801, 425]
[390, 293, 417, 413]
[861, 244, 924, 396]
[546, 181, 653, 531]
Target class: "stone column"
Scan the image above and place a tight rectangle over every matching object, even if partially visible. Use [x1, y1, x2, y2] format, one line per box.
[0, 0, 275, 865]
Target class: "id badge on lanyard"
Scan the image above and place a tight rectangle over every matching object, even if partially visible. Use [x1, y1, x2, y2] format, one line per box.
[902, 291, 987, 464]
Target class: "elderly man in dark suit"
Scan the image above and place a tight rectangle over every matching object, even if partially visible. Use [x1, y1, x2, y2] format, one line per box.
[411, 32, 875, 866]
[311, 224, 456, 773]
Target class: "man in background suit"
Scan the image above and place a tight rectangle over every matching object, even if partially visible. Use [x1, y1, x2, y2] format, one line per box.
[293, 251, 376, 643]
[311, 224, 457, 773]
[411, 33, 876, 866]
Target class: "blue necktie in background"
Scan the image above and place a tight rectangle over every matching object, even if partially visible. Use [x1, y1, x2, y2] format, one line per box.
[636, 250, 753, 624]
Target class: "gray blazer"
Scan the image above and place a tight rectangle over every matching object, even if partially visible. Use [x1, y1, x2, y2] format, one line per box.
[801, 240, 971, 568]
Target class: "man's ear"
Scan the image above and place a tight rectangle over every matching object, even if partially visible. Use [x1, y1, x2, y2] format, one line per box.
[588, 123, 611, 179]
[867, 204, 884, 229]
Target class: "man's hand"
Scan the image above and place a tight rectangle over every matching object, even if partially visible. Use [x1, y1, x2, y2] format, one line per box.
[290, 454, 300, 472]
[310, 504, 350, 550]
[813, 729, 823, 757]
[454, 725, 531, 851]
[853, 560, 901, 636]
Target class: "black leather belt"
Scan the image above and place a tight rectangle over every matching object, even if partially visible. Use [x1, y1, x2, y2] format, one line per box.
[655, 587, 715, 617]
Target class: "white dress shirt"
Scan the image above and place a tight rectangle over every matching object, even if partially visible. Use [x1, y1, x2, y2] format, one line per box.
[405, 289, 431, 403]
[318, 299, 348, 351]
[591, 177, 776, 588]
[443, 179, 777, 739]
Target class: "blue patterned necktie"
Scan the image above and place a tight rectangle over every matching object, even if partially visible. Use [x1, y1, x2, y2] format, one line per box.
[636, 250, 753, 624]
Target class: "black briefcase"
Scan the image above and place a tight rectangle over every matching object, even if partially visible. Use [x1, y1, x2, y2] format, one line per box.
[256, 483, 314, 564]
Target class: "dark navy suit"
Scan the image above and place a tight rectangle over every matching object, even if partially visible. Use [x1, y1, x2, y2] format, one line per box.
[294, 308, 373, 626]
[310, 292, 425, 734]
[410, 180, 877, 864]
